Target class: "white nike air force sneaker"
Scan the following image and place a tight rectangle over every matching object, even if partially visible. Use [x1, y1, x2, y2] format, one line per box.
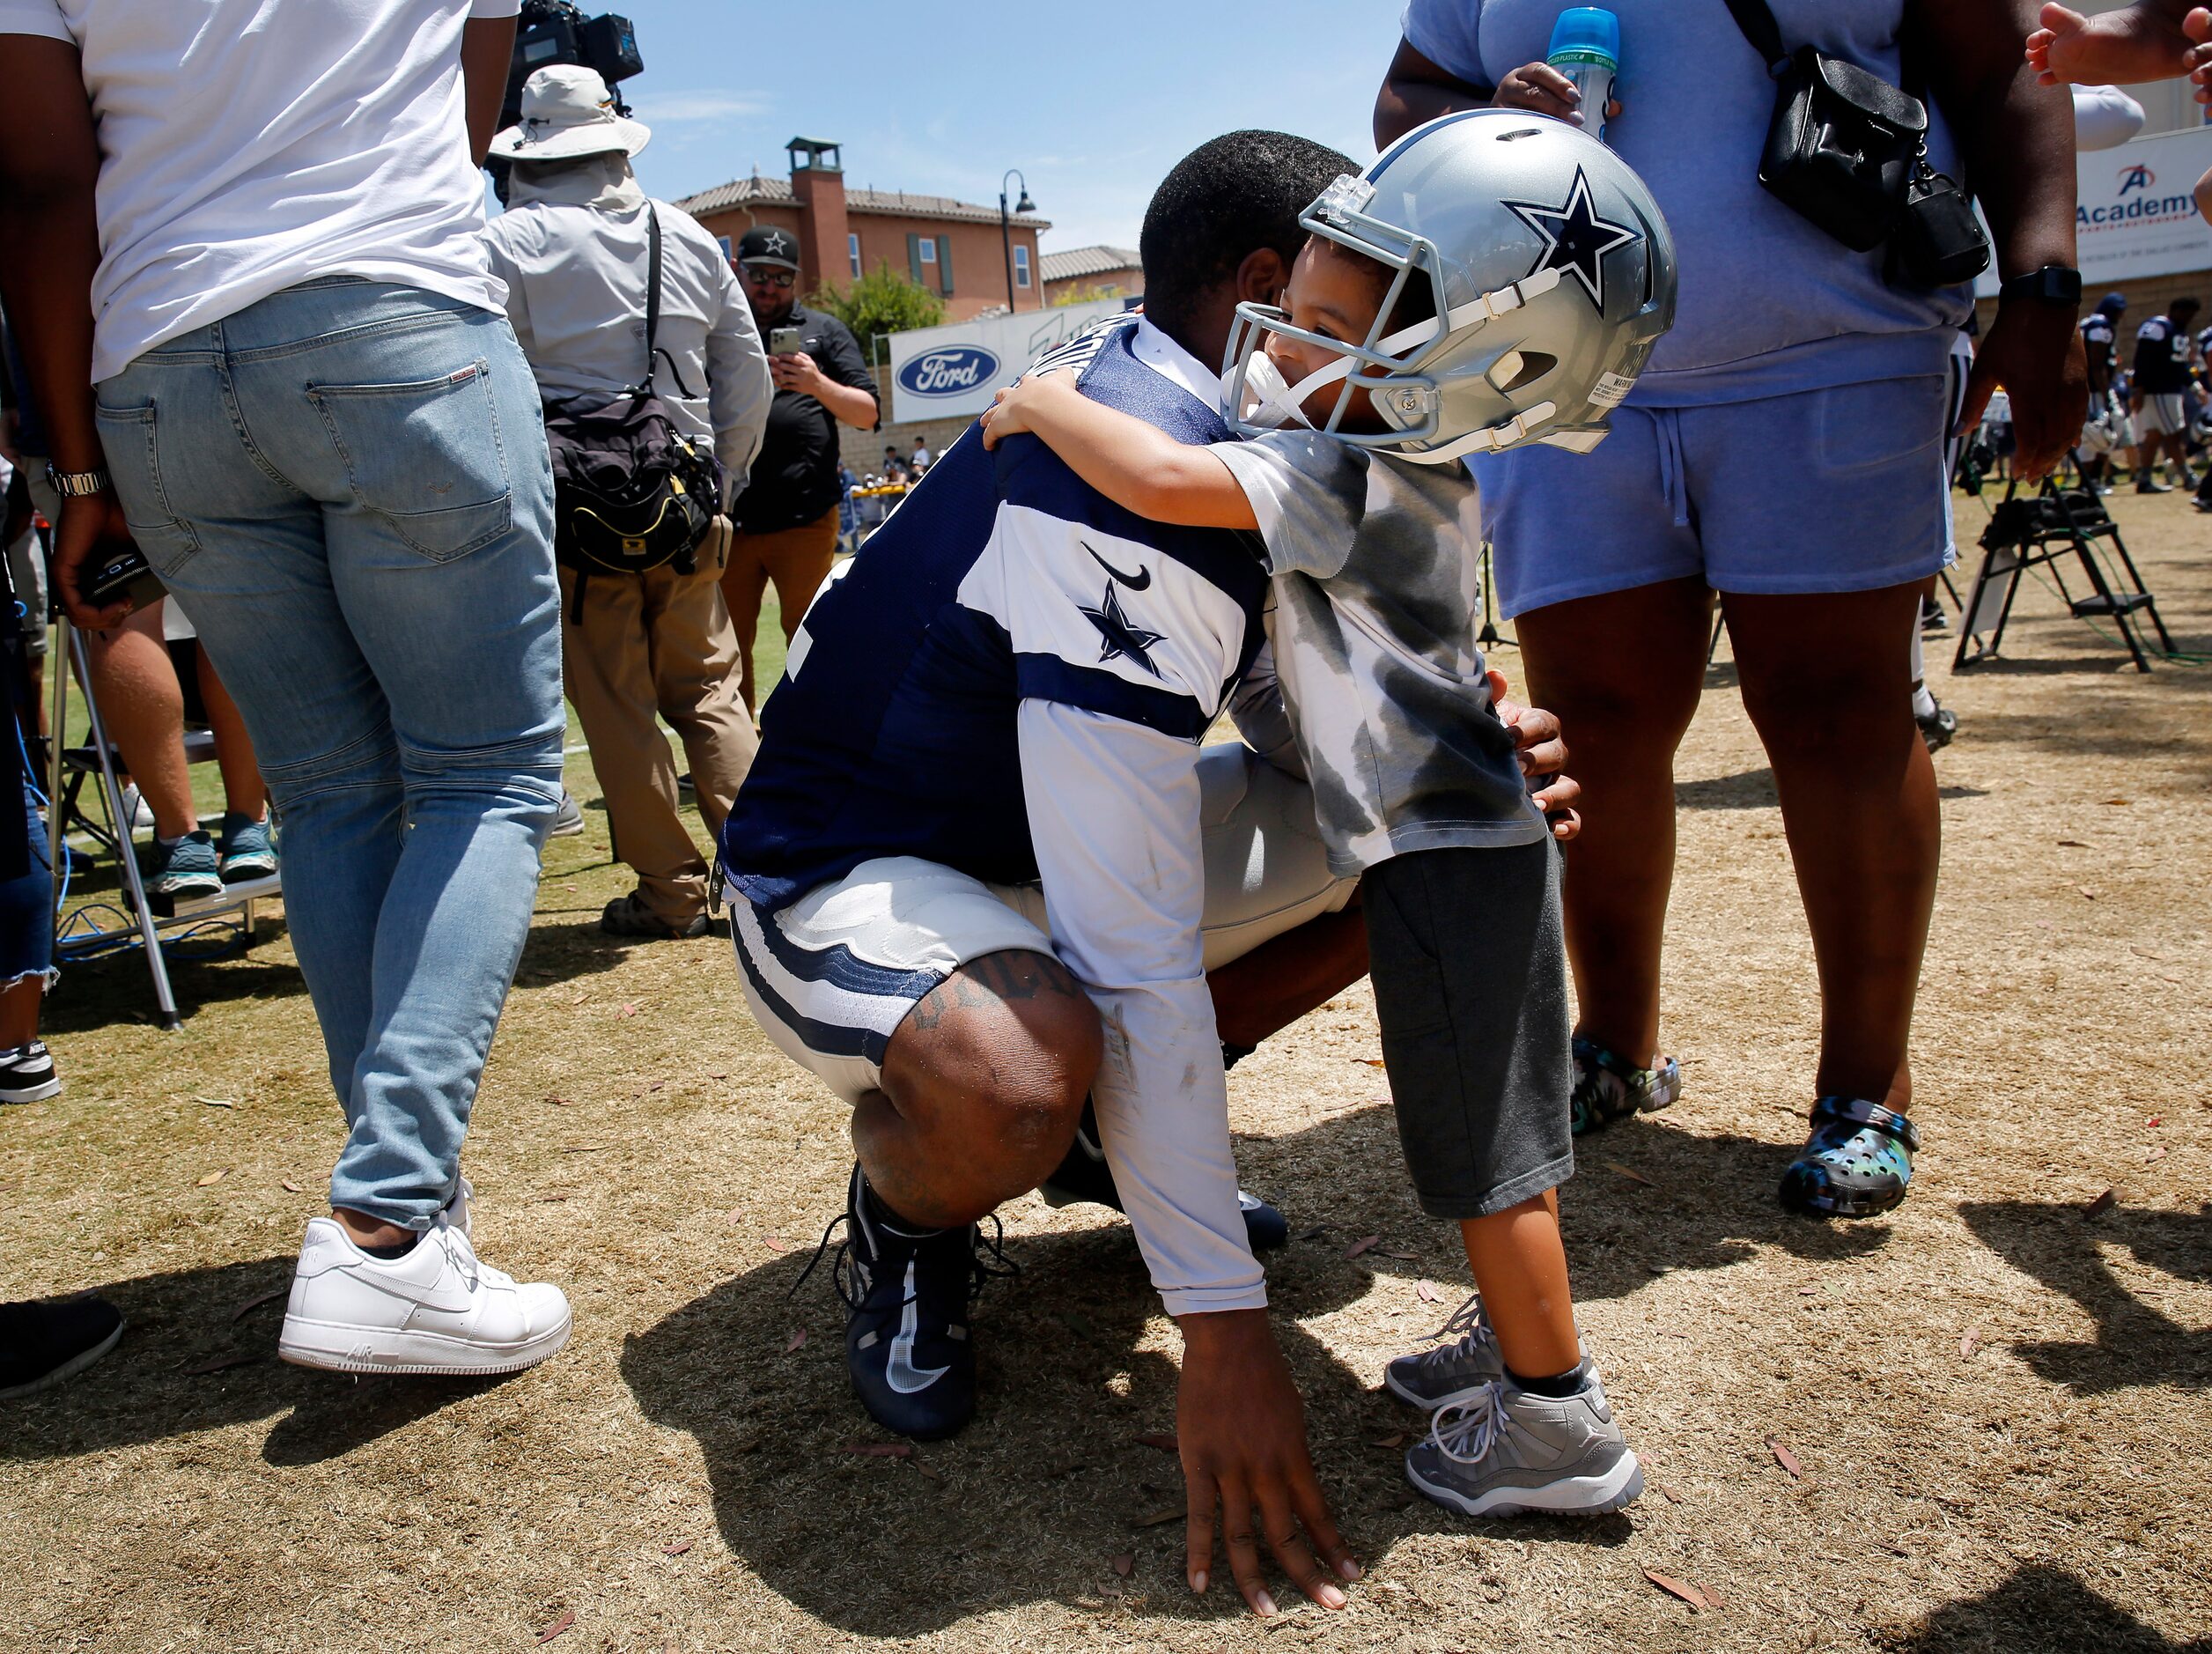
[277, 1205, 570, 1377]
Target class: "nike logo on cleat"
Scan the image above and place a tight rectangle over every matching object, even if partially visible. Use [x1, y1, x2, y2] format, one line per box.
[1083, 543, 1151, 590]
[885, 1259, 950, 1394]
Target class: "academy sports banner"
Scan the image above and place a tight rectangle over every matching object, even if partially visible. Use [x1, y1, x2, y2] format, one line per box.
[887, 297, 1131, 425]
[1977, 124, 2212, 297]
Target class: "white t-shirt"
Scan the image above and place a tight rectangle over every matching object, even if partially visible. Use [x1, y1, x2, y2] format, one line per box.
[910, 446, 933, 468]
[0, 0, 520, 383]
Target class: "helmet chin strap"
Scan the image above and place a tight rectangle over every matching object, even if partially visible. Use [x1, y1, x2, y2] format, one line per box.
[1247, 267, 1567, 442]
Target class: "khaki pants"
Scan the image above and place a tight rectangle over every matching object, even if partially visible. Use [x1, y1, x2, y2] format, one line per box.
[722, 506, 840, 711]
[560, 518, 758, 927]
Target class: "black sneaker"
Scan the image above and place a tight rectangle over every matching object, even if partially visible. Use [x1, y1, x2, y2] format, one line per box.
[0, 1040, 61, 1104]
[1039, 1098, 1289, 1251]
[0, 1296, 125, 1400]
[1916, 700, 1958, 752]
[799, 1165, 1014, 1442]
[2136, 477, 2173, 494]
[600, 893, 710, 940]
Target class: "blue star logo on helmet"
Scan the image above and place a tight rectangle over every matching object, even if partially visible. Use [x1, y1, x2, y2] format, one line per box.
[1079, 582, 1166, 677]
[1502, 166, 1640, 312]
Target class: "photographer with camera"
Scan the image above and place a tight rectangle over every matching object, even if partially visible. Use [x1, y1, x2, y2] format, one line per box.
[723, 226, 878, 713]
[485, 66, 771, 941]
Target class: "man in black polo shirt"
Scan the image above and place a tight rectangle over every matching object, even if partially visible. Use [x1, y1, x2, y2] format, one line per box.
[724, 225, 881, 710]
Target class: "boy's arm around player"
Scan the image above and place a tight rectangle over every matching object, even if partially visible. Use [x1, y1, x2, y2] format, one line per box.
[983, 372, 1259, 528]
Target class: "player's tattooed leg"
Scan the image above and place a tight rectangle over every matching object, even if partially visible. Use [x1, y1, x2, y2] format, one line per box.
[860, 949, 1102, 1228]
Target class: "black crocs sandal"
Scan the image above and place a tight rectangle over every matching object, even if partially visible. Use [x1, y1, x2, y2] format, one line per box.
[1570, 1035, 1682, 1136]
[1778, 1097, 1921, 1218]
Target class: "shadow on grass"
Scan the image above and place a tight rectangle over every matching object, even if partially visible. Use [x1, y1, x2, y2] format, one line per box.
[1676, 766, 1987, 812]
[618, 1103, 1876, 1637]
[1891, 1562, 2210, 1652]
[1956, 1200, 2212, 1393]
[41, 942, 306, 1034]
[0, 1254, 516, 1467]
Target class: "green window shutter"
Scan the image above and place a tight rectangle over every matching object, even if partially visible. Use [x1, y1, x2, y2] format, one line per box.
[936, 235, 954, 296]
[906, 232, 923, 282]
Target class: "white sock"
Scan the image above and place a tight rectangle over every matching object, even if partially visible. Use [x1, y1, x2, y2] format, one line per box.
[1912, 684, 1938, 720]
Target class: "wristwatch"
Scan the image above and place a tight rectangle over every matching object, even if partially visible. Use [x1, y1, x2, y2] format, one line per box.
[1998, 265, 2083, 306]
[44, 462, 113, 498]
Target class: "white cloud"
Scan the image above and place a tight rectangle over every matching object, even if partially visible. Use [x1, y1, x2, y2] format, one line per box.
[631, 89, 768, 127]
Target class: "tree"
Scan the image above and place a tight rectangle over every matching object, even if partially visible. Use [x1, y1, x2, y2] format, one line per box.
[806, 262, 946, 365]
[1051, 280, 1126, 308]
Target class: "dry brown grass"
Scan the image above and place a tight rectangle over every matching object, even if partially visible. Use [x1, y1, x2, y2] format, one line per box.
[3, 486, 2208, 1652]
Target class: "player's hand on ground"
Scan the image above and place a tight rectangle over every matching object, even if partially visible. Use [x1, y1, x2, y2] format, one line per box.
[979, 373, 1070, 449]
[1492, 62, 1619, 124]
[1176, 1308, 1359, 1617]
[54, 492, 137, 630]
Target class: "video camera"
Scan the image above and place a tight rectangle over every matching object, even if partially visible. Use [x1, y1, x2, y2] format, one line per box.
[490, 0, 644, 200]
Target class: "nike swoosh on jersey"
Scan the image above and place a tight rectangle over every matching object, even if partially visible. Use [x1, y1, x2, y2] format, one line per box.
[1083, 542, 1152, 590]
[885, 1258, 951, 1393]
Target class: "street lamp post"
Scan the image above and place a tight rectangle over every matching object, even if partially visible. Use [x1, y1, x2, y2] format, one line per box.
[1000, 167, 1036, 312]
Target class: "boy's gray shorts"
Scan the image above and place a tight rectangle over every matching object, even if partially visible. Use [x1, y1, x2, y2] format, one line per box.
[1361, 838, 1574, 1220]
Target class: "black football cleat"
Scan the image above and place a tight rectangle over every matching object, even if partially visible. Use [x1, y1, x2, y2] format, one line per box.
[796, 1165, 1014, 1442]
[1039, 1098, 1290, 1252]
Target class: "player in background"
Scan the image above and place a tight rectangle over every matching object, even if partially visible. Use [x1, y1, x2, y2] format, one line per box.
[2130, 295, 2200, 492]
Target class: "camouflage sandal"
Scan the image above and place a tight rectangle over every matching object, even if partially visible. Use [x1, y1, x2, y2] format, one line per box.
[1569, 1035, 1682, 1136]
[1778, 1097, 1920, 1218]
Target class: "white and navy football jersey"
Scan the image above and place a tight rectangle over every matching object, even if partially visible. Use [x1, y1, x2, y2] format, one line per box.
[722, 314, 1269, 911]
[2080, 312, 2116, 374]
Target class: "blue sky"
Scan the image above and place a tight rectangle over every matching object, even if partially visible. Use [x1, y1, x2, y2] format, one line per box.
[615, 1, 1411, 254]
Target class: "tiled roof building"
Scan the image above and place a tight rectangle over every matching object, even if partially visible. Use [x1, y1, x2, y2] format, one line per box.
[677, 139, 1052, 322]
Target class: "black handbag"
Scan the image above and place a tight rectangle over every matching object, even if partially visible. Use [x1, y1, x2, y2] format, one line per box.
[1722, 0, 1990, 287]
[542, 204, 723, 611]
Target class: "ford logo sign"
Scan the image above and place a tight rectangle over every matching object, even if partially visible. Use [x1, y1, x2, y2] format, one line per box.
[897, 345, 1000, 397]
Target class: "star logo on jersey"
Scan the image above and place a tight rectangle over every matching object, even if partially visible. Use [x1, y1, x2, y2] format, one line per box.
[1080, 581, 1167, 677]
[1502, 166, 1640, 311]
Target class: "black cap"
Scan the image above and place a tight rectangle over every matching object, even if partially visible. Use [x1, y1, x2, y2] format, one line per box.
[737, 225, 801, 270]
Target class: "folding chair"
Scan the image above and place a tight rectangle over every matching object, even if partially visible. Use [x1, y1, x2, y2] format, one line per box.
[46, 610, 280, 1030]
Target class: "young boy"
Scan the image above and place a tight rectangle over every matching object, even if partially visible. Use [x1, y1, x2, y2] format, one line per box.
[982, 113, 1673, 1517]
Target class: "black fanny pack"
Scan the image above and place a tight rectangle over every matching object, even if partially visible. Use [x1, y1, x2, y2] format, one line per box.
[542, 205, 722, 613]
[1723, 0, 1990, 289]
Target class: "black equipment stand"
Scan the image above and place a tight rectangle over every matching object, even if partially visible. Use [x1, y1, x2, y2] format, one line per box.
[1953, 479, 2172, 674]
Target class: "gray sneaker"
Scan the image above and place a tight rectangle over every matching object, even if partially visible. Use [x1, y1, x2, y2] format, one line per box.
[1384, 1291, 1592, 1412]
[549, 791, 585, 838]
[1386, 1291, 1504, 1410]
[140, 830, 224, 907]
[1404, 1371, 1644, 1518]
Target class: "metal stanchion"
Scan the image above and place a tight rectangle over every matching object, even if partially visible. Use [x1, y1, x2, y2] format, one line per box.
[57, 616, 182, 1030]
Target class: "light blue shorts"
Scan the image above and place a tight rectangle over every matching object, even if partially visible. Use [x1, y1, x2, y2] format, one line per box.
[1478, 374, 1956, 618]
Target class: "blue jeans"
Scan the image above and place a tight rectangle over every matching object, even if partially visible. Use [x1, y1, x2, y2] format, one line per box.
[94, 280, 564, 1229]
[0, 767, 54, 993]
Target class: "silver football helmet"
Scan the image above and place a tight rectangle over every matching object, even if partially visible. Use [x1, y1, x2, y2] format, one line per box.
[1221, 109, 1677, 462]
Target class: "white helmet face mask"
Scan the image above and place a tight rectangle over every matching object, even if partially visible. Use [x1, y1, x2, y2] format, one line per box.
[1220, 111, 1677, 463]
